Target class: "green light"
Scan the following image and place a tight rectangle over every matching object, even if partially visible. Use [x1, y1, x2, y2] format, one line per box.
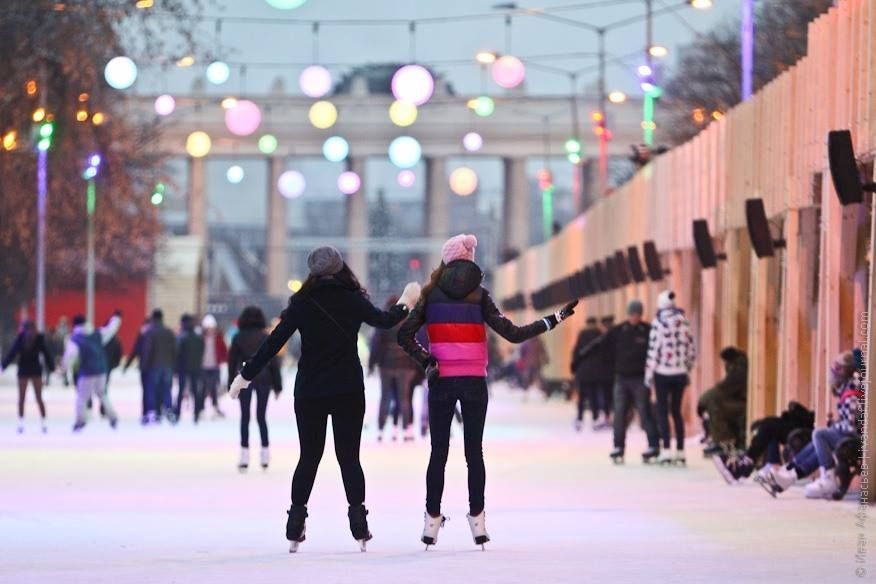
[39, 122, 54, 138]
[87, 179, 96, 215]
[258, 134, 278, 155]
[37, 138, 50, 151]
[150, 192, 164, 205]
[567, 153, 581, 164]
[564, 138, 581, 155]
[472, 96, 495, 117]
[643, 93, 655, 146]
[542, 185, 554, 241]
[154, 183, 165, 194]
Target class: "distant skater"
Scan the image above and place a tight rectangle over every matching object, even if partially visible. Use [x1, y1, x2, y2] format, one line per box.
[2, 320, 54, 433]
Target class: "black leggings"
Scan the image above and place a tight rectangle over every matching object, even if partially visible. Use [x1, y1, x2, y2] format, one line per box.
[426, 376, 489, 517]
[654, 373, 688, 450]
[239, 384, 270, 448]
[292, 393, 366, 507]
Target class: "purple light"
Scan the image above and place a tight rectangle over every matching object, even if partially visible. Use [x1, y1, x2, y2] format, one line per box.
[397, 170, 415, 188]
[391, 65, 435, 106]
[491, 56, 525, 89]
[225, 99, 262, 136]
[278, 170, 306, 198]
[89, 154, 102, 167]
[154, 94, 176, 116]
[462, 132, 483, 152]
[299, 65, 332, 98]
[637, 64, 653, 78]
[337, 171, 361, 195]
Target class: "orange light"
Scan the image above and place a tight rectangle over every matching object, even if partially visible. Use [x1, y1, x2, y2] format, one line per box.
[136, 0, 154, 8]
[76, 110, 88, 122]
[78, 92, 89, 102]
[91, 112, 105, 126]
[3, 131, 17, 151]
[711, 110, 724, 120]
[52, 3, 66, 11]
[26, 80, 37, 96]
[692, 108, 706, 124]
[32, 107, 46, 122]
[594, 126, 605, 136]
[176, 55, 195, 68]
[591, 111, 604, 123]
[475, 51, 498, 65]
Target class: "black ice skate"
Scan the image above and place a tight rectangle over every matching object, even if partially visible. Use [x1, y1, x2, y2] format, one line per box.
[467, 511, 490, 550]
[348, 504, 373, 552]
[609, 447, 625, 464]
[641, 447, 659, 464]
[286, 504, 308, 553]
[422, 512, 446, 550]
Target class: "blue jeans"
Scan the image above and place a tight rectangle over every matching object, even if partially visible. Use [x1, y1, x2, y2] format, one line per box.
[145, 367, 173, 416]
[813, 426, 855, 470]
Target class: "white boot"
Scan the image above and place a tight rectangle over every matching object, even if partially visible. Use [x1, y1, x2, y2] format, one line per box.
[421, 512, 446, 548]
[260, 447, 270, 469]
[41, 418, 47, 434]
[391, 425, 399, 442]
[404, 427, 415, 442]
[238, 448, 249, 472]
[804, 468, 836, 499]
[658, 449, 674, 465]
[16, 418, 24, 434]
[674, 449, 687, 466]
[768, 466, 797, 493]
[466, 511, 490, 549]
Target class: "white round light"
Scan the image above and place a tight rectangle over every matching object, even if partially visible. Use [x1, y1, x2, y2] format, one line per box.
[226, 165, 245, 184]
[104, 56, 138, 90]
[299, 65, 332, 98]
[391, 65, 435, 106]
[206, 61, 231, 85]
[154, 94, 176, 116]
[278, 170, 306, 198]
[462, 132, 483, 152]
[388, 136, 422, 169]
[322, 136, 350, 162]
[338, 171, 362, 195]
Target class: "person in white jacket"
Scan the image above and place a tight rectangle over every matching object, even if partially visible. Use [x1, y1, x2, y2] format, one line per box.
[60, 311, 122, 431]
[645, 291, 696, 464]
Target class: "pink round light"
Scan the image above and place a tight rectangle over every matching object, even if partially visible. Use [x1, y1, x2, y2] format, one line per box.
[338, 171, 361, 195]
[299, 65, 332, 98]
[225, 99, 261, 136]
[397, 170, 415, 188]
[391, 65, 434, 106]
[154, 94, 175, 116]
[492, 56, 526, 89]
[463, 132, 483, 152]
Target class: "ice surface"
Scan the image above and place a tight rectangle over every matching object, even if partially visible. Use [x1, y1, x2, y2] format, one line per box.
[0, 368, 866, 583]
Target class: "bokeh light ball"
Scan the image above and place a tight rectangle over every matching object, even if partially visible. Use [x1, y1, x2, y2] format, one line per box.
[338, 171, 362, 195]
[309, 101, 338, 129]
[389, 100, 418, 127]
[186, 131, 212, 158]
[397, 170, 416, 188]
[104, 56, 138, 90]
[299, 65, 332, 98]
[322, 136, 350, 162]
[278, 170, 306, 198]
[388, 136, 422, 169]
[258, 134, 279, 155]
[462, 132, 483, 152]
[225, 100, 262, 136]
[491, 56, 526, 89]
[154, 94, 176, 116]
[206, 61, 231, 85]
[472, 96, 495, 117]
[391, 65, 434, 106]
[265, 0, 307, 8]
[226, 165, 245, 184]
[450, 167, 478, 196]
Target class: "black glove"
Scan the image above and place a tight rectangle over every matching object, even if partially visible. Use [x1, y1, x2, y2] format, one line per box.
[113, 309, 123, 317]
[424, 356, 440, 383]
[545, 300, 579, 330]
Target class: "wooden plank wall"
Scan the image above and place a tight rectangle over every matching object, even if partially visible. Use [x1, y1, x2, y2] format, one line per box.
[492, 0, 875, 471]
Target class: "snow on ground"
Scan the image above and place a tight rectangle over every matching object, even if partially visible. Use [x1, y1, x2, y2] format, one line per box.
[0, 368, 869, 583]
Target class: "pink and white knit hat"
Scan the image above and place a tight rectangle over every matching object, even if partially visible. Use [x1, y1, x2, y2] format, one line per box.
[442, 234, 477, 264]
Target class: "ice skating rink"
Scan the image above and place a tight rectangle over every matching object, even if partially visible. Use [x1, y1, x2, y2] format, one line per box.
[0, 370, 867, 584]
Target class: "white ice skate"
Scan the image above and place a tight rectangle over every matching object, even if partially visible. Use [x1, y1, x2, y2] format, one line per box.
[422, 513, 446, 549]
[260, 447, 270, 470]
[674, 449, 687, 466]
[657, 449, 674, 465]
[41, 418, 47, 434]
[804, 469, 836, 499]
[760, 465, 796, 497]
[467, 511, 490, 550]
[16, 419, 24, 434]
[404, 427, 415, 442]
[238, 448, 249, 472]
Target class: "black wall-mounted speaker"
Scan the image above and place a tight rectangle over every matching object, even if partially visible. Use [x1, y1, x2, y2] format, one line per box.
[583, 266, 596, 295]
[642, 241, 668, 281]
[626, 246, 647, 283]
[614, 250, 632, 285]
[745, 198, 786, 258]
[828, 130, 875, 205]
[593, 261, 610, 291]
[692, 219, 727, 268]
[604, 256, 620, 289]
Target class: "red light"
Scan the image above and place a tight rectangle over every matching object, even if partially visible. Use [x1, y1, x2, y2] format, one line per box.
[409, 258, 421, 270]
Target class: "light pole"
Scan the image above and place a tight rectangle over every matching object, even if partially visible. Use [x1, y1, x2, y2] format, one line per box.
[83, 154, 101, 324]
[34, 116, 55, 331]
[741, 0, 754, 101]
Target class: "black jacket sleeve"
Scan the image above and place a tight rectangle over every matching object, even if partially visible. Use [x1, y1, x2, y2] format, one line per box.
[227, 335, 241, 388]
[368, 330, 381, 372]
[397, 299, 431, 368]
[355, 294, 408, 329]
[268, 356, 283, 395]
[482, 290, 548, 344]
[1, 334, 22, 370]
[124, 332, 143, 370]
[39, 335, 55, 372]
[578, 326, 614, 361]
[240, 309, 298, 381]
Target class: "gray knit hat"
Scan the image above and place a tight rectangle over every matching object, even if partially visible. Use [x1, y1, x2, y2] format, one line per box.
[627, 300, 644, 315]
[307, 246, 345, 277]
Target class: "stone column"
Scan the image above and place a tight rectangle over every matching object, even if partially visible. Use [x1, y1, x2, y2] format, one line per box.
[187, 156, 206, 238]
[266, 156, 288, 296]
[502, 157, 530, 259]
[345, 157, 368, 286]
[425, 157, 449, 270]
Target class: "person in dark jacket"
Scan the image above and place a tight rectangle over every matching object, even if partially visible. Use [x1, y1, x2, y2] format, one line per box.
[2, 320, 54, 433]
[228, 306, 282, 471]
[124, 318, 152, 422]
[570, 317, 604, 430]
[140, 310, 177, 424]
[227, 246, 419, 552]
[698, 346, 748, 454]
[578, 300, 658, 462]
[175, 314, 205, 423]
[369, 294, 420, 442]
[397, 234, 577, 549]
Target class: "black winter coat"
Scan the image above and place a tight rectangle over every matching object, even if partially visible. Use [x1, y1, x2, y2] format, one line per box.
[2, 333, 54, 377]
[571, 327, 613, 384]
[241, 278, 408, 399]
[229, 329, 282, 394]
[579, 320, 651, 378]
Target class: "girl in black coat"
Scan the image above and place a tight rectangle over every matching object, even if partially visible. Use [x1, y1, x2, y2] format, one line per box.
[228, 246, 420, 552]
[2, 320, 54, 433]
[227, 306, 283, 472]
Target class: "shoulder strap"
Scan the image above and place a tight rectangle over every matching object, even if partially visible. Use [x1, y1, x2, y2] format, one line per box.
[308, 297, 357, 341]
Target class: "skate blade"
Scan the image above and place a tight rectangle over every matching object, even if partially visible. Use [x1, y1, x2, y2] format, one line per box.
[289, 541, 300, 553]
[358, 540, 368, 552]
[754, 475, 778, 498]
